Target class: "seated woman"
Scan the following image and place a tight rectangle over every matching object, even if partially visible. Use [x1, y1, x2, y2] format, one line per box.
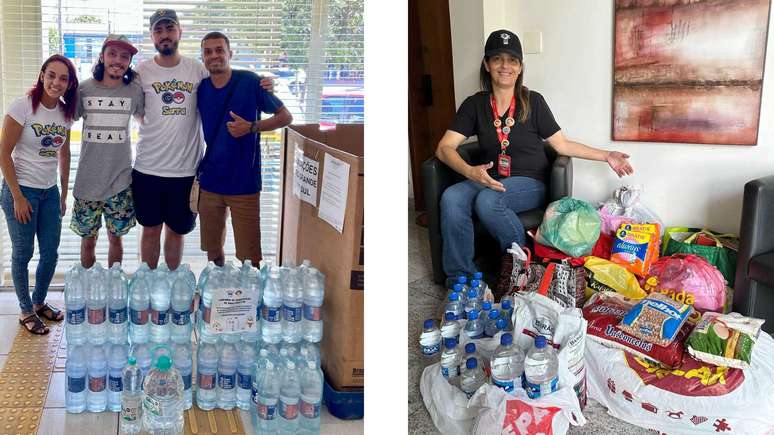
[436, 29, 634, 280]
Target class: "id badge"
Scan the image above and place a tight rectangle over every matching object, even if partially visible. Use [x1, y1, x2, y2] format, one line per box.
[498, 154, 511, 177]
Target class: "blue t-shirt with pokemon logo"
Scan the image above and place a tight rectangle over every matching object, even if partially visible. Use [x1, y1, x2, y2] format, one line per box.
[197, 69, 283, 195]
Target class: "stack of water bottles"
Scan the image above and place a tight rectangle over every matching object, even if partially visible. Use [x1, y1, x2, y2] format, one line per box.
[197, 259, 326, 434]
[420, 272, 560, 401]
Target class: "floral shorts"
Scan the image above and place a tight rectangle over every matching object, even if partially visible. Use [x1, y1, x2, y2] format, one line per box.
[70, 187, 136, 238]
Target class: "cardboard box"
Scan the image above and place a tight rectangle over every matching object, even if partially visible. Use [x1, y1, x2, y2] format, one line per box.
[280, 124, 364, 389]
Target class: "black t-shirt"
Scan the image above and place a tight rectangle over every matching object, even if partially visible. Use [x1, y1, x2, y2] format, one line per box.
[449, 90, 561, 182]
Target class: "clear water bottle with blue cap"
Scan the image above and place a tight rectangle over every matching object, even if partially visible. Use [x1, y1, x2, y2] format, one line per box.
[440, 338, 461, 385]
[440, 312, 461, 346]
[66, 344, 87, 413]
[460, 357, 486, 399]
[444, 292, 464, 319]
[464, 342, 488, 375]
[500, 299, 514, 330]
[496, 319, 507, 335]
[464, 290, 481, 319]
[491, 333, 524, 393]
[523, 335, 559, 399]
[484, 309, 501, 338]
[419, 319, 441, 358]
[481, 300, 492, 321]
[464, 310, 484, 340]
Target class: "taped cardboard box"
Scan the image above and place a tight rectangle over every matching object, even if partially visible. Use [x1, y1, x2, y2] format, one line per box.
[281, 124, 364, 389]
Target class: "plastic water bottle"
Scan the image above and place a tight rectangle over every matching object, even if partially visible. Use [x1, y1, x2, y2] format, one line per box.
[481, 300, 492, 319]
[299, 360, 323, 433]
[282, 269, 304, 343]
[107, 264, 128, 344]
[87, 344, 108, 412]
[460, 358, 486, 399]
[501, 300, 514, 330]
[302, 268, 324, 343]
[217, 343, 238, 410]
[220, 262, 243, 345]
[523, 335, 559, 399]
[87, 264, 108, 345]
[440, 312, 461, 345]
[279, 360, 301, 434]
[240, 260, 262, 343]
[142, 355, 184, 435]
[170, 274, 193, 344]
[473, 271, 489, 296]
[484, 309, 501, 338]
[120, 356, 143, 434]
[298, 342, 321, 369]
[172, 343, 193, 410]
[464, 310, 484, 340]
[419, 319, 441, 358]
[251, 348, 270, 430]
[262, 266, 283, 343]
[237, 342, 257, 410]
[453, 283, 467, 305]
[150, 269, 171, 343]
[440, 338, 461, 385]
[198, 261, 215, 293]
[464, 290, 481, 319]
[444, 292, 464, 319]
[65, 344, 87, 413]
[129, 272, 150, 344]
[108, 343, 128, 412]
[464, 342, 489, 376]
[496, 319, 507, 336]
[199, 266, 221, 345]
[196, 342, 218, 410]
[491, 333, 524, 393]
[255, 359, 281, 434]
[131, 343, 152, 383]
[65, 266, 87, 346]
[456, 275, 470, 294]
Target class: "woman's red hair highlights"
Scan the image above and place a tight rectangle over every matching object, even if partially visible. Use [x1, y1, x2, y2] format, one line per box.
[27, 54, 78, 123]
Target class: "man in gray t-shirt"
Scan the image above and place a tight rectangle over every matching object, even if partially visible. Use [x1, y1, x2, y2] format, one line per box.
[72, 35, 144, 267]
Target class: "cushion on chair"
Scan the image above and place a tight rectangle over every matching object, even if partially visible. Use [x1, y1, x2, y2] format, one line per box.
[748, 252, 774, 289]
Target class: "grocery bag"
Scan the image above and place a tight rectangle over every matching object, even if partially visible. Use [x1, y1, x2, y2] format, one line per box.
[662, 229, 737, 286]
[536, 197, 601, 258]
[598, 185, 664, 237]
[419, 362, 480, 435]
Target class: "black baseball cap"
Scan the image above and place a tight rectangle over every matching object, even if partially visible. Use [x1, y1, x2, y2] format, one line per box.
[149, 9, 179, 30]
[484, 30, 523, 61]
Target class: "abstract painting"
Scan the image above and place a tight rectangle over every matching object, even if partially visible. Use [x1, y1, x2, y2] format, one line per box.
[612, 0, 771, 145]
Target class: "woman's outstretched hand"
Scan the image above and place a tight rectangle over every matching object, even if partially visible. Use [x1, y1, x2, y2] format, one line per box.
[466, 162, 506, 192]
[606, 151, 634, 178]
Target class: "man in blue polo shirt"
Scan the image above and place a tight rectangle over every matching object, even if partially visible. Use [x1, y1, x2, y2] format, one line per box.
[197, 31, 292, 266]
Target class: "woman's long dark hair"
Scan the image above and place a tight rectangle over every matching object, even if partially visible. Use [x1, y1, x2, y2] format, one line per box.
[28, 54, 78, 122]
[93, 50, 136, 84]
[479, 56, 531, 124]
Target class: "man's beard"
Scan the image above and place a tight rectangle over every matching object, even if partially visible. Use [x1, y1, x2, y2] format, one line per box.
[154, 40, 179, 56]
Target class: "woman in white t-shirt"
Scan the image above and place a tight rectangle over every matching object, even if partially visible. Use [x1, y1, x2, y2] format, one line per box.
[0, 54, 78, 335]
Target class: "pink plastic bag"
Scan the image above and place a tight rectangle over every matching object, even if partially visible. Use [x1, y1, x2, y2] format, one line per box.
[641, 254, 726, 313]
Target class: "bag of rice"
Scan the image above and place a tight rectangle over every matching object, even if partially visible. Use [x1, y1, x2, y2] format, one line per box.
[619, 292, 693, 346]
[687, 312, 765, 369]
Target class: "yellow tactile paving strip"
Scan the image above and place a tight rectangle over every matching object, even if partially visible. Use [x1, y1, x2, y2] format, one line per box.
[185, 407, 246, 435]
[0, 319, 65, 435]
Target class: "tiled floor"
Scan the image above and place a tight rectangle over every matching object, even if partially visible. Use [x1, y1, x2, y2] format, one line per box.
[406, 201, 648, 434]
[0, 291, 363, 435]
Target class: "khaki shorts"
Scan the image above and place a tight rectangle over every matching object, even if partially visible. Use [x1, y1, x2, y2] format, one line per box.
[198, 189, 261, 264]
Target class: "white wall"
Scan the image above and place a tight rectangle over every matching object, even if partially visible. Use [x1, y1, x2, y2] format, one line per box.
[449, 0, 774, 233]
[449, 0, 485, 107]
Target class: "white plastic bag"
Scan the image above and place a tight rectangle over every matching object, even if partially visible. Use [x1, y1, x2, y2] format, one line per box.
[419, 362, 480, 435]
[599, 185, 664, 237]
[586, 332, 774, 434]
[470, 383, 586, 435]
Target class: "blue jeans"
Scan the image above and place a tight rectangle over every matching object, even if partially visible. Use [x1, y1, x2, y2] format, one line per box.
[0, 182, 61, 313]
[440, 176, 545, 278]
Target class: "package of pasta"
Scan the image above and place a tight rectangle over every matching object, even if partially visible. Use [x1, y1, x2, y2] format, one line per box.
[687, 312, 765, 369]
[619, 292, 694, 346]
[610, 223, 661, 277]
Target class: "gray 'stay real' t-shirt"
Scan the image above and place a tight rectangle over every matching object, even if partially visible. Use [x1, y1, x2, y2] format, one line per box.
[73, 78, 144, 201]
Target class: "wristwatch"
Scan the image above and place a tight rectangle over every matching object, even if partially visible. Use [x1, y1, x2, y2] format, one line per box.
[250, 121, 259, 133]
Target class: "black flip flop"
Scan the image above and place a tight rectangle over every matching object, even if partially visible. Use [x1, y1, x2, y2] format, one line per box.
[19, 314, 49, 335]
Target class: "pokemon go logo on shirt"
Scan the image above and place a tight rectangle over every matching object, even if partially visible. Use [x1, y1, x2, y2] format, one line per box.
[30, 122, 68, 158]
[152, 79, 193, 116]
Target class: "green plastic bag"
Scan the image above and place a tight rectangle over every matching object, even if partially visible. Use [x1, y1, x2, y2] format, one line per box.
[663, 228, 737, 286]
[536, 197, 601, 258]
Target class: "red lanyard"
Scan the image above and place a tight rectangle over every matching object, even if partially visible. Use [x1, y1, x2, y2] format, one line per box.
[490, 94, 516, 154]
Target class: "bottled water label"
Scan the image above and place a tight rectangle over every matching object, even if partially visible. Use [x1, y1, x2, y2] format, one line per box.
[523, 375, 558, 399]
[67, 376, 86, 393]
[300, 399, 320, 418]
[257, 401, 277, 420]
[172, 309, 190, 326]
[108, 307, 127, 324]
[121, 404, 139, 423]
[218, 373, 236, 390]
[279, 399, 299, 420]
[130, 308, 149, 325]
[441, 366, 459, 380]
[151, 309, 168, 326]
[304, 305, 322, 321]
[67, 308, 85, 325]
[262, 305, 281, 323]
[198, 373, 216, 390]
[421, 343, 440, 356]
[109, 375, 123, 392]
[143, 395, 162, 417]
[493, 378, 515, 393]
[88, 307, 106, 324]
[283, 305, 302, 322]
[89, 375, 106, 392]
[182, 373, 192, 390]
[237, 372, 251, 390]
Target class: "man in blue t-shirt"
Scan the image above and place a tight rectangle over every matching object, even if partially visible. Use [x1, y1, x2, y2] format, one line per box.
[197, 32, 292, 266]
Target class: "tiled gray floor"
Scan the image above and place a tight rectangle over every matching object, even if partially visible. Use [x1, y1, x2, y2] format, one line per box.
[406, 203, 648, 434]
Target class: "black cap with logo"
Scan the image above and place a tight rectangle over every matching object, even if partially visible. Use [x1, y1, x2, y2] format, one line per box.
[484, 30, 523, 61]
[149, 9, 179, 30]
